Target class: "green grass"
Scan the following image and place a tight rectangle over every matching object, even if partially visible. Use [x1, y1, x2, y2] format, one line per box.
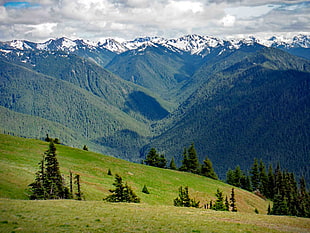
[0, 133, 268, 212]
[1, 134, 309, 232]
[0, 199, 309, 233]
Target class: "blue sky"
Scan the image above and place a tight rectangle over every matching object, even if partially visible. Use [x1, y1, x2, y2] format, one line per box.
[0, 0, 309, 41]
[3, 1, 40, 8]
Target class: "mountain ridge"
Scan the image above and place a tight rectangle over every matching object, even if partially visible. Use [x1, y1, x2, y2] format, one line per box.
[1, 34, 310, 182]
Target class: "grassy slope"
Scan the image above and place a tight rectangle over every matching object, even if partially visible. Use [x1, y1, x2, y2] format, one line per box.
[1, 133, 267, 211]
[1, 199, 309, 233]
[1, 134, 310, 232]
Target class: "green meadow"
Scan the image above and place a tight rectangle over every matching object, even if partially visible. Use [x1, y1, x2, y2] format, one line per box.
[0, 134, 309, 232]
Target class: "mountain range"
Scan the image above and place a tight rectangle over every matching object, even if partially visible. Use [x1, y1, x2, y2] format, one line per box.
[0, 34, 309, 181]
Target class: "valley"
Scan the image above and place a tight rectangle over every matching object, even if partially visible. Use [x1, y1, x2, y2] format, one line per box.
[0, 34, 309, 181]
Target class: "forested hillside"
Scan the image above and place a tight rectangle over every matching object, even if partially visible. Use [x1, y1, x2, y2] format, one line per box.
[0, 36, 309, 181]
[146, 48, 310, 180]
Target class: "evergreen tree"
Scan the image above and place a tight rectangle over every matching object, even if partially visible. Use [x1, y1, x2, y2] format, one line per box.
[212, 189, 226, 211]
[234, 166, 243, 187]
[230, 188, 237, 212]
[179, 148, 189, 171]
[69, 170, 73, 196]
[250, 158, 260, 191]
[267, 204, 271, 215]
[297, 177, 310, 217]
[142, 185, 150, 194]
[169, 157, 177, 170]
[104, 174, 140, 203]
[174, 186, 199, 208]
[107, 168, 112, 176]
[225, 196, 230, 211]
[158, 154, 167, 168]
[43, 141, 66, 199]
[266, 164, 275, 199]
[124, 183, 140, 203]
[226, 169, 235, 185]
[145, 148, 160, 167]
[271, 194, 289, 215]
[187, 143, 200, 173]
[28, 155, 47, 199]
[28, 142, 69, 200]
[74, 174, 83, 200]
[201, 156, 218, 179]
[258, 159, 268, 197]
[240, 173, 252, 191]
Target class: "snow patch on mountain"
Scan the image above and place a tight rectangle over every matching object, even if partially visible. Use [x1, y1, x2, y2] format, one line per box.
[2, 34, 309, 56]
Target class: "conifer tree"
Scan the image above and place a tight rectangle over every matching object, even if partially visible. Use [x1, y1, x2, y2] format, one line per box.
[69, 170, 73, 196]
[271, 194, 289, 215]
[212, 189, 226, 211]
[174, 186, 199, 208]
[29, 142, 70, 200]
[44, 141, 65, 199]
[28, 155, 46, 199]
[258, 159, 268, 196]
[142, 185, 150, 194]
[250, 158, 260, 191]
[74, 174, 83, 200]
[145, 148, 160, 167]
[266, 164, 275, 199]
[230, 188, 237, 212]
[225, 196, 230, 211]
[108, 168, 112, 176]
[179, 148, 189, 171]
[104, 174, 140, 203]
[201, 156, 218, 179]
[158, 154, 167, 168]
[169, 157, 177, 170]
[267, 204, 271, 215]
[187, 143, 200, 173]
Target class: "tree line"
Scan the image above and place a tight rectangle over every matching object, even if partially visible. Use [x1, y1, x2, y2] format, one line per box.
[144, 143, 218, 180]
[173, 186, 237, 212]
[145, 144, 309, 217]
[226, 158, 310, 217]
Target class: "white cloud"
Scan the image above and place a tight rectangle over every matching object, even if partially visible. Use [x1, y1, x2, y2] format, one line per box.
[221, 14, 236, 27]
[0, 0, 309, 41]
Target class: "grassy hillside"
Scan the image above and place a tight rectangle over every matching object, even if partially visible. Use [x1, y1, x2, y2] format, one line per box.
[1, 199, 310, 233]
[0, 134, 268, 213]
[1, 134, 310, 232]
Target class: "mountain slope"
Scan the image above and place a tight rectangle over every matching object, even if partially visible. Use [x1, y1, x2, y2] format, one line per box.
[0, 133, 269, 213]
[147, 48, 310, 180]
[106, 44, 202, 102]
[0, 57, 167, 160]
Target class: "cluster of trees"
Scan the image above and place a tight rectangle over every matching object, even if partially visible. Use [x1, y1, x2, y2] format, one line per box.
[173, 186, 200, 208]
[173, 186, 237, 212]
[145, 144, 218, 180]
[103, 174, 140, 203]
[28, 141, 83, 200]
[227, 159, 309, 217]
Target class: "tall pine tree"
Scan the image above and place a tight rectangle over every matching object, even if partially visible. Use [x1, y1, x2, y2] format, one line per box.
[230, 188, 237, 212]
[187, 143, 199, 173]
[201, 156, 218, 179]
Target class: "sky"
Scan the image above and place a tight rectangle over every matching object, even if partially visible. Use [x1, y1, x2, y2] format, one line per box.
[0, 0, 309, 42]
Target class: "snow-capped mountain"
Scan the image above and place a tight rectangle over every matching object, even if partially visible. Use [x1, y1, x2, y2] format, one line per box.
[1, 34, 309, 60]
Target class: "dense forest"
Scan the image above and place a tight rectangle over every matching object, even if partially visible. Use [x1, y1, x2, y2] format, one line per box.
[1, 36, 310, 185]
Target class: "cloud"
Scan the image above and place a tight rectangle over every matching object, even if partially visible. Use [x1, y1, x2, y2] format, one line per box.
[221, 15, 236, 27]
[0, 0, 309, 41]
